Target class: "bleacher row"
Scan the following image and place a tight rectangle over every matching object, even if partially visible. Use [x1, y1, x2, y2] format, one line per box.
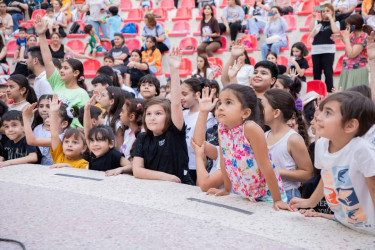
[6, 0, 347, 85]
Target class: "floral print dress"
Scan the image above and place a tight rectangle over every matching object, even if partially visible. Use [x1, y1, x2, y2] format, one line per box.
[218, 121, 287, 203]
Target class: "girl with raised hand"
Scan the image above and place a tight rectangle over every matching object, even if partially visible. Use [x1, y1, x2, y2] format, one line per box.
[206, 84, 291, 211]
[34, 14, 89, 128]
[7, 74, 37, 111]
[132, 48, 194, 185]
[262, 89, 314, 202]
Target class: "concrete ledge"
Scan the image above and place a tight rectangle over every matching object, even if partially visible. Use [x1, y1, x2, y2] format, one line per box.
[0, 165, 374, 249]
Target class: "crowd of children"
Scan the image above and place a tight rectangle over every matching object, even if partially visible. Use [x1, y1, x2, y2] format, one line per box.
[0, 1, 374, 237]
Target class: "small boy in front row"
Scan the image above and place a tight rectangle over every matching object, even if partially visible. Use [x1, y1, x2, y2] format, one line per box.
[83, 24, 107, 58]
[0, 110, 40, 167]
[290, 92, 375, 235]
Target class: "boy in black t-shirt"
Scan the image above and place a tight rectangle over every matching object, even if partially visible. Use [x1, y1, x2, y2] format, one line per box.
[0, 110, 40, 167]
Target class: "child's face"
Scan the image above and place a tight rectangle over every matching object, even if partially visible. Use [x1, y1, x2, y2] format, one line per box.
[250, 66, 274, 94]
[266, 54, 277, 64]
[292, 47, 302, 58]
[3, 120, 24, 143]
[181, 83, 199, 109]
[47, 11, 54, 18]
[286, 115, 298, 132]
[90, 28, 95, 35]
[165, 82, 171, 94]
[140, 82, 157, 100]
[38, 98, 50, 121]
[88, 133, 113, 158]
[120, 104, 130, 126]
[60, 62, 77, 83]
[146, 38, 155, 49]
[316, 100, 345, 140]
[261, 97, 275, 126]
[273, 80, 288, 91]
[197, 57, 205, 70]
[114, 36, 123, 47]
[19, 31, 26, 39]
[131, 52, 141, 62]
[98, 90, 113, 110]
[62, 135, 86, 160]
[145, 104, 167, 135]
[92, 83, 108, 95]
[6, 80, 24, 101]
[310, 115, 317, 135]
[93, 113, 104, 126]
[159, 88, 166, 98]
[103, 58, 114, 67]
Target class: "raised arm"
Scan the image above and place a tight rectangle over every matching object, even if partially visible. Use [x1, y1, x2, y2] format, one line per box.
[34, 14, 56, 78]
[167, 48, 184, 130]
[49, 94, 63, 151]
[221, 41, 246, 86]
[342, 27, 364, 59]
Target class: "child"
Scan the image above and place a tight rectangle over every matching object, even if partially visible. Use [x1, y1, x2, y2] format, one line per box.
[0, 110, 40, 167]
[266, 51, 287, 75]
[119, 98, 145, 160]
[98, 86, 125, 149]
[141, 0, 151, 13]
[262, 89, 314, 202]
[14, 27, 27, 64]
[43, 7, 56, 36]
[159, 86, 167, 98]
[287, 42, 309, 82]
[137, 74, 160, 101]
[0, 84, 9, 104]
[142, 36, 162, 74]
[132, 48, 194, 185]
[103, 55, 116, 69]
[7, 74, 37, 111]
[78, 105, 104, 128]
[106, 6, 122, 42]
[91, 74, 113, 100]
[290, 92, 375, 235]
[274, 75, 302, 110]
[181, 78, 217, 183]
[206, 84, 291, 211]
[83, 24, 107, 58]
[192, 55, 215, 80]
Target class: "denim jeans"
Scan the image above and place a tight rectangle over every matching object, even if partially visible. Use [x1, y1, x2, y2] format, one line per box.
[246, 19, 266, 35]
[88, 20, 110, 39]
[285, 188, 301, 204]
[12, 13, 24, 31]
[149, 66, 157, 74]
[261, 39, 288, 60]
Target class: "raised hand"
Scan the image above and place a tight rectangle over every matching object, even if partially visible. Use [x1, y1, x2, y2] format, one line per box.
[167, 47, 182, 70]
[199, 87, 218, 113]
[231, 39, 245, 57]
[49, 94, 61, 113]
[228, 60, 241, 79]
[289, 67, 298, 78]
[22, 103, 37, 120]
[33, 14, 48, 36]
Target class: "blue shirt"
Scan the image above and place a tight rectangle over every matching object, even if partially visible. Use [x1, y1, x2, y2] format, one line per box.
[107, 15, 122, 40]
[16, 37, 27, 48]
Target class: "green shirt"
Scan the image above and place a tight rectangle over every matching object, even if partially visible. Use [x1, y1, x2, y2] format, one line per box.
[48, 69, 89, 128]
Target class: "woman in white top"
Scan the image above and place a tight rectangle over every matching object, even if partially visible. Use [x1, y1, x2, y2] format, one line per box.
[246, 0, 270, 38]
[46, 0, 68, 39]
[332, 0, 357, 29]
[192, 54, 215, 80]
[226, 49, 254, 86]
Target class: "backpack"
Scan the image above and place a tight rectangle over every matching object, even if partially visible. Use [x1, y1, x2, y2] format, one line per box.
[121, 23, 137, 34]
[69, 22, 80, 34]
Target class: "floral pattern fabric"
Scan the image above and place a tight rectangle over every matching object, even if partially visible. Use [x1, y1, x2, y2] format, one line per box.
[342, 32, 368, 70]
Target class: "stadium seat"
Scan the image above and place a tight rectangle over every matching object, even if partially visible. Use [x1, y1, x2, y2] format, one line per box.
[180, 0, 195, 8]
[297, 1, 316, 16]
[168, 21, 190, 36]
[248, 56, 256, 66]
[122, 22, 139, 37]
[243, 0, 255, 5]
[300, 33, 313, 50]
[300, 14, 320, 31]
[193, 23, 201, 36]
[280, 35, 290, 52]
[125, 38, 141, 52]
[101, 41, 112, 51]
[215, 36, 228, 53]
[67, 20, 86, 38]
[6, 40, 17, 57]
[283, 15, 296, 32]
[179, 37, 198, 54]
[83, 59, 101, 78]
[208, 57, 223, 77]
[196, 6, 217, 21]
[219, 0, 227, 8]
[27, 9, 46, 24]
[120, 0, 132, 11]
[304, 55, 314, 76]
[172, 7, 192, 21]
[165, 58, 192, 77]
[277, 55, 289, 67]
[152, 8, 168, 21]
[333, 55, 344, 75]
[240, 35, 258, 52]
[66, 39, 84, 54]
[127, 9, 143, 22]
[306, 80, 327, 98]
[159, 0, 175, 10]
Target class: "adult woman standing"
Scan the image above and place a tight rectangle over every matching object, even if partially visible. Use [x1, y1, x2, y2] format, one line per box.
[142, 14, 170, 54]
[219, 0, 244, 43]
[82, 0, 111, 41]
[197, 4, 221, 57]
[46, 0, 68, 39]
[309, 4, 340, 93]
[260, 6, 288, 60]
[48, 32, 92, 60]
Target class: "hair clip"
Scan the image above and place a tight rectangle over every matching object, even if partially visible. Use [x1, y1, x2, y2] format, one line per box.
[66, 107, 74, 119]
[111, 92, 115, 96]
[78, 76, 85, 81]
[137, 103, 142, 109]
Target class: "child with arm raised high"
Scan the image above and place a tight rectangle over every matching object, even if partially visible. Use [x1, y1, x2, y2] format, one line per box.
[206, 84, 292, 211]
[132, 48, 194, 185]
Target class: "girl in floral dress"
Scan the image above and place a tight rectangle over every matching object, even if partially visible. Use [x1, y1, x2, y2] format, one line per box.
[207, 84, 290, 211]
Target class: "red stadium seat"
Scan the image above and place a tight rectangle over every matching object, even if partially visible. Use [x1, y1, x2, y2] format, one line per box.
[120, 0, 132, 11]
[83, 59, 101, 78]
[297, 1, 319, 16]
[304, 55, 314, 76]
[66, 39, 84, 54]
[283, 15, 296, 32]
[306, 80, 327, 98]
[179, 37, 198, 54]
[300, 14, 320, 31]
[277, 55, 289, 67]
[127, 9, 143, 22]
[172, 7, 192, 21]
[122, 22, 139, 37]
[165, 58, 192, 77]
[101, 41, 112, 51]
[249, 56, 256, 66]
[193, 23, 201, 36]
[241, 35, 258, 52]
[333, 55, 344, 75]
[280, 35, 290, 52]
[180, 0, 195, 8]
[159, 0, 175, 10]
[196, 6, 216, 21]
[168, 21, 190, 36]
[219, 0, 227, 8]
[208, 57, 223, 77]
[300, 33, 313, 50]
[152, 8, 168, 21]
[27, 9, 46, 24]
[215, 36, 228, 53]
[125, 38, 141, 52]
[6, 40, 17, 57]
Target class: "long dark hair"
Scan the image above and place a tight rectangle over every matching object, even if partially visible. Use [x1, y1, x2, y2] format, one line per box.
[65, 59, 87, 90]
[145, 36, 157, 56]
[197, 54, 210, 78]
[345, 14, 373, 35]
[0, 34, 5, 51]
[201, 4, 214, 26]
[8, 74, 37, 104]
[97, 66, 120, 87]
[104, 86, 125, 133]
[276, 75, 301, 100]
[32, 94, 53, 129]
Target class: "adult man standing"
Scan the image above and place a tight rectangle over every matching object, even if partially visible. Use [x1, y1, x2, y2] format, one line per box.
[0, 2, 13, 37]
[26, 46, 52, 99]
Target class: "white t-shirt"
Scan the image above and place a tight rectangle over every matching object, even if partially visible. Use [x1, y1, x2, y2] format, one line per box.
[103, 116, 122, 133]
[236, 64, 254, 86]
[34, 71, 53, 99]
[209, 146, 221, 175]
[183, 110, 217, 170]
[248, 4, 269, 23]
[315, 137, 375, 235]
[367, 16, 375, 32]
[364, 124, 375, 146]
[332, 0, 357, 14]
[192, 68, 214, 79]
[120, 128, 136, 160]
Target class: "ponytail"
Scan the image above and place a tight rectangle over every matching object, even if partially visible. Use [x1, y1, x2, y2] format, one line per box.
[65, 59, 87, 90]
[8, 74, 37, 104]
[295, 110, 309, 148]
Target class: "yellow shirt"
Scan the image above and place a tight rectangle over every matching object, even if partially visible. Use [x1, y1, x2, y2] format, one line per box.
[50, 142, 88, 169]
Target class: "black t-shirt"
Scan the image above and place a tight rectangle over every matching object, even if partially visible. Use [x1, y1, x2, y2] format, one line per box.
[133, 121, 194, 185]
[312, 21, 335, 45]
[6, 0, 25, 15]
[277, 64, 287, 75]
[88, 148, 124, 171]
[291, 58, 309, 82]
[49, 45, 65, 59]
[302, 176, 333, 214]
[126, 66, 149, 88]
[1, 136, 40, 163]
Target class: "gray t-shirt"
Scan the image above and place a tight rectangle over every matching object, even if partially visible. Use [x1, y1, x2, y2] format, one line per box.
[109, 46, 130, 65]
[142, 24, 170, 49]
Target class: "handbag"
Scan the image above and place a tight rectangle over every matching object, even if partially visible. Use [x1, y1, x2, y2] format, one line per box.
[266, 35, 281, 44]
[309, 23, 322, 39]
[69, 22, 80, 34]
